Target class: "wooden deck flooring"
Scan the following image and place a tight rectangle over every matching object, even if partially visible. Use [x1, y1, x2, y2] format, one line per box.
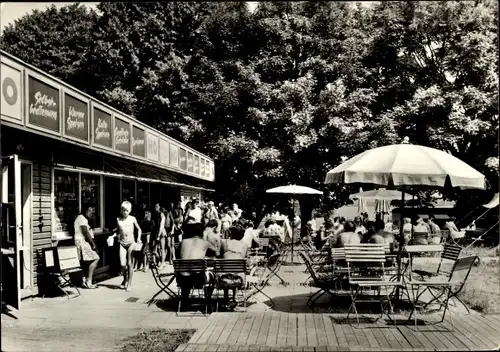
[176, 312, 500, 351]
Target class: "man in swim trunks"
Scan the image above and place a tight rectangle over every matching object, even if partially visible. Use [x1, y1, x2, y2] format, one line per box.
[114, 201, 142, 291]
[178, 223, 218, 310]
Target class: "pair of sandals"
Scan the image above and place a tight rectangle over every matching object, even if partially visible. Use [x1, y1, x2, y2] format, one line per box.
[120, 281, 131, 291]
[82, 281, 97, 289]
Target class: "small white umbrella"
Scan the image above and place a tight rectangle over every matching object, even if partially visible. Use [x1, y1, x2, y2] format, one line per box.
[266, 185, 323, 195]
[266, 185, 323, 263]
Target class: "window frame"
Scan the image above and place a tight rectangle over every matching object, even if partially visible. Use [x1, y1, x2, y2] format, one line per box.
[51, 167, 104, 239]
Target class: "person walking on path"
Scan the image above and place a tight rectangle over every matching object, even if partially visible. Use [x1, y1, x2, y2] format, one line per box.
[113, 201, 142, 291]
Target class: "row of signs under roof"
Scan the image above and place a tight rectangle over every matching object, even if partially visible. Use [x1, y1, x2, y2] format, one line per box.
[0, 52, 214, 182]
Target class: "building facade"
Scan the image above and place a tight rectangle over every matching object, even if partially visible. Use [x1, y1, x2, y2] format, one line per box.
[0, 51, 215, 309]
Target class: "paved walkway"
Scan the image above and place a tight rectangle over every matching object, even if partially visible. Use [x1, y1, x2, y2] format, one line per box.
[2, 261, 499, 351]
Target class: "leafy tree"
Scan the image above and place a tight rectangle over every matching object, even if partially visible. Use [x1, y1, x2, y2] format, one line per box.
[0, 3, 98, 90]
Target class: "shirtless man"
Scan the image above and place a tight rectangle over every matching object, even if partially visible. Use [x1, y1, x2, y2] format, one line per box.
[178, 223, 218, 309]
[114, 201, 142, 291]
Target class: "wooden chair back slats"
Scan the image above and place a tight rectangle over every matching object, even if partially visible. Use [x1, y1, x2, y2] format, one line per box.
[441, 244, 462, 261]
[344, 243, 386, 263]
[173, 259, 207, 273]
[214, 259, 246, 274]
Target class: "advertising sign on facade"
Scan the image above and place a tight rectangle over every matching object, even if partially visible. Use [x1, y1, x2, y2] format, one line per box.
[132, 126, 146, 157]
[159, 138, 169, 165]
[146, 131, 159, 161]
[64, 93, 88, 142]
[114, 116, 130, 154]
[1, 61, 23, 123]
[170, 143, 179, 168]
[179, 148, 187, 171]
[187, 151, 194, 173]
[194, 155, 200, 175]
[28, 75, 60, 133]
[93, 106, 112, 148]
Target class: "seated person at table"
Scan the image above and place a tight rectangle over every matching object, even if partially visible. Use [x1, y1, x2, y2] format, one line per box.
[337, 220, 361, 247]
[428, 216, 441, 235]
[444, 216, 466, 240]
[402, 217, 412, 243]
[219, 223, 249, 310]
[315, 219, 335, 250]
[413, 217, 429, 245]
[240, 219, 261, 249]
[354, 216, 368, 236]
[203, 219, 221, 253]
[178, 223, 218, 309]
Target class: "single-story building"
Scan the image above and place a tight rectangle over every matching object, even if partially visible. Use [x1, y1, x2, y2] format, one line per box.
[1, 50, 215, 309]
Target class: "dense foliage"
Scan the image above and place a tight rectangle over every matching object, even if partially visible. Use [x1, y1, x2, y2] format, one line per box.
[1, 1, 498, 213]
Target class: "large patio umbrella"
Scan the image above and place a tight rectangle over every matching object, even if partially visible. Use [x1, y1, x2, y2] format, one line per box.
[324, 141, 486, 297]
[266, 185, 323, 263]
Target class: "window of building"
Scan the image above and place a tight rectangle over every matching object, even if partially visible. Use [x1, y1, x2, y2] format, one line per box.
[53, 170, 103, 235]
[121, 179, 136, 212]
[81, 174, 101, 230]
[53, 170, 79, 233]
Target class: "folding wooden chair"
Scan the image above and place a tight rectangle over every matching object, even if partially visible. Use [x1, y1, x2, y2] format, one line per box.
[146, 250, 177, 307]
[214, 259, 247, 312]
[406, 256, 478, 330]
[331, 247, 349, 294]
[173, 259, 210, 315]
[246, 253, 281, 309]
[412, 243, 461, 280]
[344, 244, 403, 327]
[42, 246, 82, 299]
[299, 252, 337, 309]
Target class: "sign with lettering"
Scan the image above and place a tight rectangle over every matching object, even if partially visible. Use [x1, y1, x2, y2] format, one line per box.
[114, 117, 130, 154]
[1, 61, 23, 122]
[132, 126, 145, 157]
[187, 152, 194, 173]
[159, 138, 169, 165]
[147, 132, 159, 161]
[200, 159, 205, 178]
[170, 143, 179, 168]
[64, 93, 88, 142]
[194, 155, 200, 175]
[93, 107, 112, 148]
[179, 148, 187, 171]
[28, 75, 60, 132]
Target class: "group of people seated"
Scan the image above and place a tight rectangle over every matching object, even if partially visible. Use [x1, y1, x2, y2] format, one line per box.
[304, 212, 473, 250]
[175, 218, 261, 312]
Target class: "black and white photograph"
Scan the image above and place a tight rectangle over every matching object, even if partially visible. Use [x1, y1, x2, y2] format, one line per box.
[1, 1, 499, 351]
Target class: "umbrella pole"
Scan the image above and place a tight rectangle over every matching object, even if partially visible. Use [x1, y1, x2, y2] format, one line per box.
[291, 196, 295, 264]
[397, 187, 406, 303]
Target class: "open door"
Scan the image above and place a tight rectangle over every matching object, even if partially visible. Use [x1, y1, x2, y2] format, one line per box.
[1, 154, 22, 310]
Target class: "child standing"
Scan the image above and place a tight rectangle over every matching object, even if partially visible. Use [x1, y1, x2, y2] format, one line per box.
[114, 201, 142, 291]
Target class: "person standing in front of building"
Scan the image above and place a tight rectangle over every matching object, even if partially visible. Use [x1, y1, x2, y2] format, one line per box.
[187, 198, 203, 224]
[152, 202, 167, 268]
[114, 201, 142, 291]
[74, 205, 100, 289]
[164, 202, 176, 265]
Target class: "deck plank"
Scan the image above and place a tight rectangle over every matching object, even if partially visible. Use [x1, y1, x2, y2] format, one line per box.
[277, 312, 289, 346]
[379, 326, 403, 350]
[246, 312, 265, 345]
[430, 322, 470, 351]
[439, 320, 478, 351]
[286, 313, 297, 346]
[265, 312, 281, 346]
[314, 313, 329, 346]
[460, 314, 499, 347]
[359, 325, 380, 349]
[206, 313, 229, 344]
[371, 325, 392, 349]
[340, 323, 359, 346]
[388, 327, 412, 349]
[297, 314, 308, 347]
[237, 314, 256, 345]
[450, 314, 495, 348]
[333, 320, 348, 346]
[256, 313, 273, 345]
[322, 315, 338, 346]
[216, 314, 241, 344]
[397, 325, 425, 349]
[480, 314, 500, 334]
[305, 313, 318, 346]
